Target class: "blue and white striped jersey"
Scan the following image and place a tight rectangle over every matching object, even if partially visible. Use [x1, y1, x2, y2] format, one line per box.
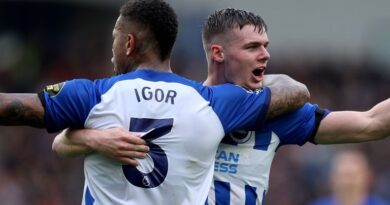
[40, 69, 271, 205]
[207, 103, 330, 205]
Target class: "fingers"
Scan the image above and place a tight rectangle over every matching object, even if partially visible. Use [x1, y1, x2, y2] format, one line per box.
[123, 133, 146, 145]
[111, 151, 147, 166]
[98, 128, 152, 166]
[119, 150, 147, 159]
[117, 151, 150, 167]
[129, 144, 149, 152]
[118, 157, 140, 166]
[112, 128, 145, 145]
[116, 143, 149, 153]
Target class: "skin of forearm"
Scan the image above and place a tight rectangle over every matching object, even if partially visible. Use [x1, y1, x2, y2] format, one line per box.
[263, 74, 310, 119]
[315, 98, 390, 144]
[365, 98, 390, 139]
[315, 111, 371, 144]
[0, 93, 45, 127]
[53, 128, 148, 165]
[52, 129, 93, 157]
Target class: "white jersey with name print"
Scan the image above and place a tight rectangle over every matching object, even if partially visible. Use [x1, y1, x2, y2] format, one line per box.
[206, 103, 329, 205]
[40, 69, 270, 205]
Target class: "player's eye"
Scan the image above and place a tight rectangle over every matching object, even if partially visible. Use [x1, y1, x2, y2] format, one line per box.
[246, 45, 258, 50]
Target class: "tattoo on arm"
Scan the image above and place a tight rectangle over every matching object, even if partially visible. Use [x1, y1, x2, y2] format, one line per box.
[0, 93, 45, 127]
[264, 74, 310, 119]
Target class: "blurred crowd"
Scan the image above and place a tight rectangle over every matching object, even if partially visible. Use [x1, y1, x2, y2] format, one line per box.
[0, 2, 389, 205]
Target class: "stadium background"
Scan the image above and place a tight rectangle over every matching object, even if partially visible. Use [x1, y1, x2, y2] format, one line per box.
[0, 0, 389, 204]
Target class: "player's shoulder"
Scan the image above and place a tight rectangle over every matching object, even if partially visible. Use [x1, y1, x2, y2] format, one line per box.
[211, 84, 270, 99]
[266, 103, 317, 125]
[44, 78, 95, 97]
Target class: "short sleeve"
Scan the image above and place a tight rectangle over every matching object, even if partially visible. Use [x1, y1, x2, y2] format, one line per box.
[267, 103, 329, 146]
[207, 84, 271, 133]
[39, 79, 100, 133]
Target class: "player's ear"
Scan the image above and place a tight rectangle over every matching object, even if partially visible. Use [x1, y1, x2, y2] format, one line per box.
[125, 33, 136, 56]
[210, 44, 224, 63]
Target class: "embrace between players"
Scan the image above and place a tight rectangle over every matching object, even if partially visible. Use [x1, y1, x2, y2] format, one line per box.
[0, 0, 389, 204]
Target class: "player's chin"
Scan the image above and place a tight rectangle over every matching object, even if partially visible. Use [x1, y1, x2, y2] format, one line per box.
[246, 81, 263, 90]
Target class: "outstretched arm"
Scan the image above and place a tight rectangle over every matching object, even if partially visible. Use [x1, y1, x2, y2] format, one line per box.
[314, 98, 390, 144]
[0, 93, 44, 127]
[263, 74, 310, 119]
[52, 128, 149, 166]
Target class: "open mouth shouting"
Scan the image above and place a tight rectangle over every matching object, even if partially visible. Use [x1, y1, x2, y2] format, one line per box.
[252, 67, 265, 82]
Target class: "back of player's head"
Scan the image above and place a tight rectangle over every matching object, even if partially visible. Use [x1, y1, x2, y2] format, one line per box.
[120, 0, 178, 61]
[202, 8, 267, 47]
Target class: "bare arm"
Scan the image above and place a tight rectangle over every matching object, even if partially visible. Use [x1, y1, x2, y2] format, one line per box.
[52, 128, 149, 166]
[314, 98, 390, 144]
[0, 93, 44, 127]
[52, 129, 94, 157]
[263, 74, 310, 119]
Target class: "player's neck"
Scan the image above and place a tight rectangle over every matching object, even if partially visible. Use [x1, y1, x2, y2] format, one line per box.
[203, 64, 227, 86]
[137, 58, 172, 73]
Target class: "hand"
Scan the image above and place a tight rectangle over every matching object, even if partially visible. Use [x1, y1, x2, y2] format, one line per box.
[79, 128, 150, 166]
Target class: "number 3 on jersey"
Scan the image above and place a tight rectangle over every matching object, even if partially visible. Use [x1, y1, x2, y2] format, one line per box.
[122, 118, 173, 188]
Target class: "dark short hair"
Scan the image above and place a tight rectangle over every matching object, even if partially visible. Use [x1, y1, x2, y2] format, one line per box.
[120, 0, 178, 60]
[202, 8, 267, 45]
